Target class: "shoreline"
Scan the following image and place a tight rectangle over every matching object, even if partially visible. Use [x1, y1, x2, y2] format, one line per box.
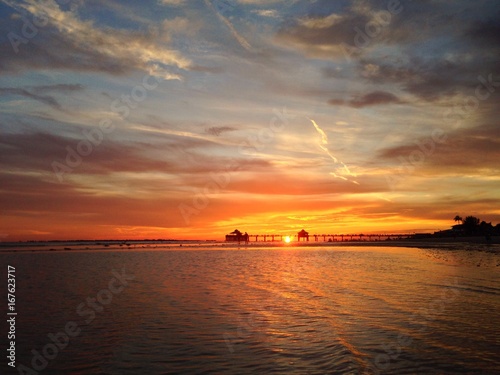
[0, 237, 498, 253]
[223, 238, 500, 252]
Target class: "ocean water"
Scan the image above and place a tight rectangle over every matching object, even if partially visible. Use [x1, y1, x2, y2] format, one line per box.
[1, 245, 499, 374]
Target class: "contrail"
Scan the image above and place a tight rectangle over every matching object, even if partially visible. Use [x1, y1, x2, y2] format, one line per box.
[204, 0, 252, 51]
[310, 119, 359, 184]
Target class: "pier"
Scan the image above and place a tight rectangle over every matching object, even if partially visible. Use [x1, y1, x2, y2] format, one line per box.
[243, 233, 413, 242]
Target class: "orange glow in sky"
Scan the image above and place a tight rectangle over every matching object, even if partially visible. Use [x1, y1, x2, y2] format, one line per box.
[0, 1, 498, 242]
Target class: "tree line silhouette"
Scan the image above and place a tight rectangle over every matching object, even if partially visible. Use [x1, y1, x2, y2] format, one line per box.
[451, 215, 499, 236]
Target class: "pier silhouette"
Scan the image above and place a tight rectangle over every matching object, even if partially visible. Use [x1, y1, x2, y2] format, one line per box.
[228, 233, 413, 242]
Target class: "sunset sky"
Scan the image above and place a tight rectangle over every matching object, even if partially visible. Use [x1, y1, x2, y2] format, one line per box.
[0, 0, 499, 241]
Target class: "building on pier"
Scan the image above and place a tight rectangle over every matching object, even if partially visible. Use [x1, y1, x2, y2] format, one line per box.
[298, 229, 309, 241]
[225, 229, 249, 243]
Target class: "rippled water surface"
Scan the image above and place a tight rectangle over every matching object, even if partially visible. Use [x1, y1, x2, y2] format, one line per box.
[1, 245, 499, 374]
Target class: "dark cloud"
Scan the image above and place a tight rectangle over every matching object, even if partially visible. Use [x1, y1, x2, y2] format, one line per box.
[275, 0, 441, 58]
[327, 98, 345, 106]
[0, 132, 81, 173]
[0, 84, 83, 111]
[0, 87, 61, 110]
[0, 131, 172, 177]
[377, 123, 500, 172]
[0, 172, 187, 231]
[0, 131, 273, 180]
[275, 10, 371, 58]
[357, 56, 497, 101]
[277, 0, 498, 53]
[350, 90, 403, 107]
[205, 126, 236, 136]
[0, 24, 128, 75]
[278, 0, 500, 102]
[362, 3, 499, 101]
[464, 17, 500, 46]
[328, 90, 403, 107]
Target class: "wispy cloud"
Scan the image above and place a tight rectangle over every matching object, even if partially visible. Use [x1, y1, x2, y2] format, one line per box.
[310, 119, 358, 184]
[0, 0, 191, 79]
[206, 126, 236, 136]
[204, 0, 252, 51]
[159, 0, 185, 6]
[251, 9, 279, 18]
[329, 91, 404, 108]
[0, 87, 62, 110]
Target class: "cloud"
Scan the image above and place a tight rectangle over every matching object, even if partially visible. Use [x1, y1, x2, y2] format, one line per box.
[275, 0, 500, 103]
[328, 90, 403, 108]
[204, 0, 252, 51]
[297, 13, 345, 29]
[465, 18, 500, 46]
[0, 171, 190, 235]
[1, 0, 499, 240]
[0, 131, 174, 177]
[347, 90, 404, 108]
[0, 87, 62, 110]
[377, 123, 500, 173]
[251, 9, 279, 18]
[0, 0, 191, 79]
[205, 126, 236, 136]
[274, 4, 374, 59]
[159, 0, 186, 6]
[350, 4, 500, 102]
[357, 57, 484, 101]
[310, 119, 358, 183]
[274, 2, 420, 58]
[0, 130, 273, 179]
[0, 84, 83, 112]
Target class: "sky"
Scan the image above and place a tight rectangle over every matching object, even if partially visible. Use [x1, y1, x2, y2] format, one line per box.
[0, 0, 499, 241]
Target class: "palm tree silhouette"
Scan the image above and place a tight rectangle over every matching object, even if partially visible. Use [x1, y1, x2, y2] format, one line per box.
[453, 215, 463, 225]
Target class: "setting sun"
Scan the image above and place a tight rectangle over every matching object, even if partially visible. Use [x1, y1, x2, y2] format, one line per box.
[284, 236, 291, 243]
